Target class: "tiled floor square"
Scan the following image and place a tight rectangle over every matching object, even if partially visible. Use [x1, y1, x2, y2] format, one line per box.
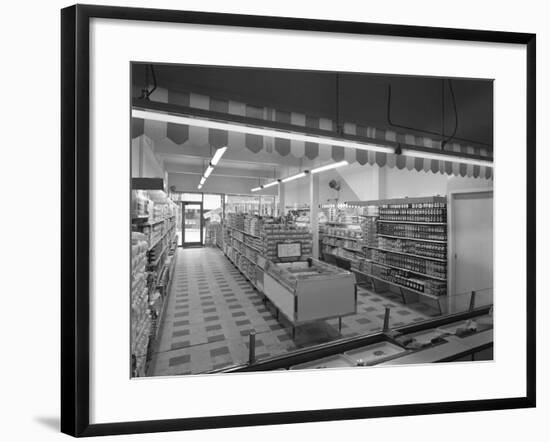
[277, 334, 291, 342]
[210, 347, 230, 357]
[206, 324, 222, 332]
[169, 354, 190, 366]
[207, 334, 226, 343]
[172, 329, 190, 338]
[171, 341, 190, 350]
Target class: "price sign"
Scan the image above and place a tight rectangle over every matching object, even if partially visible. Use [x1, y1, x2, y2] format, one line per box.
[277, 242, 302, 258]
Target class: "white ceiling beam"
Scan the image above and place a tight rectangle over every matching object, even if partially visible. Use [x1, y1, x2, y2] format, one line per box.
[164, 163, 277, 179]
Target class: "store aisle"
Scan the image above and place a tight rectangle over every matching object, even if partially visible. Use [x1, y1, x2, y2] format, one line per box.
[150, 247, 295, 376]
[149, 247, 435, 376]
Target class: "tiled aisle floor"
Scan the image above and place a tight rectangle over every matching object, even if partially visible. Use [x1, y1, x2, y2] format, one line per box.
[149, 247, 437, 376]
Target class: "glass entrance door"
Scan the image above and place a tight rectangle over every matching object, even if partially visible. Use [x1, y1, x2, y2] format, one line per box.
[182, 202, 203, 246]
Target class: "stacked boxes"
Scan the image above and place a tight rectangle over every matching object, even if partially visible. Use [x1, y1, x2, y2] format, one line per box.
[227, 213, 245, 230]
[261, 223, 312, 262]
[244, 215, 262, 237]
[131, 190, 151, 219]
[131, 232, 151, 377]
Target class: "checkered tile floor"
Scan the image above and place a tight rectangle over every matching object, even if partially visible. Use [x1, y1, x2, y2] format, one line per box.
[148, 247, 437, 376]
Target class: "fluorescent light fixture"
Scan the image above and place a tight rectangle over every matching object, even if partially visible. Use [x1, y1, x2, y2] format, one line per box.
[132, 108, 493, 167]
[400, 148, 493, 167]
[210, 146, 227, 166]
[132, 109, 395, 154]
[311, 160, 349, 174]
[251, 186, 262, 192]
[199, 176, 206, 185]
[204, 165, 214, 178]
[197, 184, 203, 190]
[281, 172, 308, 183]
[262, 180, 280, 189]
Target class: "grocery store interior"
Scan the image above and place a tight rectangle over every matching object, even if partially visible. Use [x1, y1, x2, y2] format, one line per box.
[131, 64, 494, 377]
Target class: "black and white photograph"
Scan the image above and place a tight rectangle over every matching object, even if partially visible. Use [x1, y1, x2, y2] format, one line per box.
[53, 1, 538, 438]
[130, 63, 495, 377]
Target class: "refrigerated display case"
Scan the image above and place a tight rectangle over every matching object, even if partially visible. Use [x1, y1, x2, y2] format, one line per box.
[262, 258, 357, 332]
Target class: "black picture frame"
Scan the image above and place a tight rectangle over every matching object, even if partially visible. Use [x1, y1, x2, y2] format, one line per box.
[61, 4, 536, 437]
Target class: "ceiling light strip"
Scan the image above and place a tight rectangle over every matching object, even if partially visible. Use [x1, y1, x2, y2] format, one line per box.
[311, 160, 349, 174]
[400, 148, 493, 167]
[210, 146, 227, 166]
[132, 109, 394, 154]
[132, 107, 493, 171]
[262, 180, 280, 189]
[196, 147, 227, 189]
[281, 171, 308, 183]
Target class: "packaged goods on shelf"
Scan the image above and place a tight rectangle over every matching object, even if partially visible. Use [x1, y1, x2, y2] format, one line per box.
[244, 215, 262, 237]
[323, 225, 363, 239]
[245, 235, 263, 251]
[322, 244, 364, 264]
[361, 215, 378, 247]
[320, 203, 363, 225]
[320, 223, 364, 267]
[378, 237, 447, 260]
[424, 280, 447, 297]
[379, 201, 447, 223]
[227, 212, 246, 230]
[378, 222, 447, 242]
[131, 190, 152, 220]
[322, 236, 363, 251]
[353, 258, 373, 274]
[371, 250, 446, 279]
[370, 263, 446, 296]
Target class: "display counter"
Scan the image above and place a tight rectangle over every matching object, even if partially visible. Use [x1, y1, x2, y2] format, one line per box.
[214, 306, 493, 373]
[262, 258, 357, 328]
[288, 312, 493, 369]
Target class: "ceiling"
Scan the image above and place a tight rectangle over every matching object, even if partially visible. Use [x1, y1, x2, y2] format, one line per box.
[133, 63, 493, 181]
[133, 63, 493, 150]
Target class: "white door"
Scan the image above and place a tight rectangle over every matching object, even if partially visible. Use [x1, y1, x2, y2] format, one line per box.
[450, 191, 493, 309]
